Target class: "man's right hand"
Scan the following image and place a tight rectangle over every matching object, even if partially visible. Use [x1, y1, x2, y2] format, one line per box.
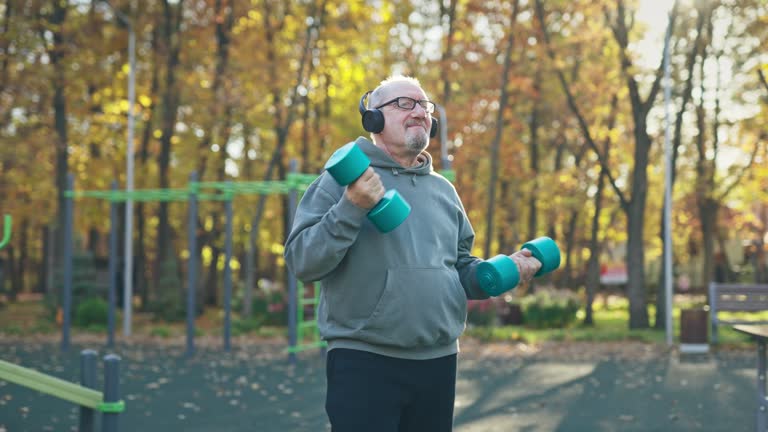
[345, 167, 385, 210]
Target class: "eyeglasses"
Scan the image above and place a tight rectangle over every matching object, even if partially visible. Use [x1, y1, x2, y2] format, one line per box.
[375, 96, 436, 114]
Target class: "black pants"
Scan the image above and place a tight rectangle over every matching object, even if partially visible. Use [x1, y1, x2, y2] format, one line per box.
[325, 348, 457, 432]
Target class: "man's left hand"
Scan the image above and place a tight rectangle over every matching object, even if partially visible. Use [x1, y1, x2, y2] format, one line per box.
[508, 249, 542, 285]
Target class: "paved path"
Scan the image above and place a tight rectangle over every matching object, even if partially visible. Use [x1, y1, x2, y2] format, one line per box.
[0, 338, 756, 431]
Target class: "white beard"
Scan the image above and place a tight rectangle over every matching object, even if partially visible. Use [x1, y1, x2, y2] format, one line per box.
[405, 129, 429, 154]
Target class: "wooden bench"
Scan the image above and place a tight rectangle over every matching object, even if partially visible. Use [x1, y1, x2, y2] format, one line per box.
[710, 283, 768, 344]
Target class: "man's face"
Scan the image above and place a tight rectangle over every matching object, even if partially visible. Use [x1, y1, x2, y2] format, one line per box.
[376, 82, 432, 155]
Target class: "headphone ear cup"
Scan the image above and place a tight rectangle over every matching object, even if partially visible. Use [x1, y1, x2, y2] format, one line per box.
[430, 117, 438, 138]
[362, 109, 385, 134]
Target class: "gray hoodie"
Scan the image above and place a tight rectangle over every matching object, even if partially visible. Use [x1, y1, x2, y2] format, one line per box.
[284, 136, 488, 360]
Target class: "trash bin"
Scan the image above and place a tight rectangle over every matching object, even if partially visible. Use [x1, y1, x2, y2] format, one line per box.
[680, 308, 709, 353]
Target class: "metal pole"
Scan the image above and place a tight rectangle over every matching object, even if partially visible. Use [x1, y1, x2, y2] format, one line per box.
[108, 182, 119, 348]
[436, 105, 451, 171]
[758, 339, 767, 432]
[186, 173, 198, 357]
[102, 354, 121, 432]
[662, 10, 674, 347]
[223, 185, 233, 352]
[287, 160, 299, 364]
[62, 174, 74, 352]
[123, 22, 136, 337]
[80, 349, 98, 432]
[102, 0, 137, 337]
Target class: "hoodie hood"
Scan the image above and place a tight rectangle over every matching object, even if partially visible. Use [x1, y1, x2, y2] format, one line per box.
[354, 136, 433, 177]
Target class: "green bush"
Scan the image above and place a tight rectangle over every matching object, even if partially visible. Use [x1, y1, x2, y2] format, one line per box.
[2, 324, 23, 335]
[47, 247, 106, 323]
[75, 298, 108, 328]
[232, 316, 264, 336]
[150, 326, 172, 338]
[146, 256, 186, 322]
[520, 288, 580, 329]
[146, 287, 186, 323]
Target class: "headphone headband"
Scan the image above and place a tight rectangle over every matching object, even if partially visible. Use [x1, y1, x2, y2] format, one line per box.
[358, 91, 372, 116]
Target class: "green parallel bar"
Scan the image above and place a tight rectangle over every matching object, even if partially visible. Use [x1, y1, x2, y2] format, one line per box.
[285, 173, 318, 190]
[286, 340, 328, 354]
[314, 283, 323, 348]
[98, 400, 126, 413]
[0, 359, 102, 409]
[63, 174, 322, 203]
[66, 189, 190, 202]
[196, 178, 316, 195]
[297, 281, 306, 343]
[196, 193, 231, 201]
[286, 281, 326, 355]
[0, 215, 11, 250]
[440, 169, 456, 182]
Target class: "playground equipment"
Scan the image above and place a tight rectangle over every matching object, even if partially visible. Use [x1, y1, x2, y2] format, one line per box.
[63, 166, 326, 359]
[0, 350, 123, 432]
[0, 214, 10, 250]
[477, 236, 562, 296]
[324, 142, 411, 233]
[64, 169, 317, 356]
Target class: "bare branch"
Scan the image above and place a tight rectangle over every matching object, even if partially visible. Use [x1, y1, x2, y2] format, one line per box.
[534, 0, 629, 208]
[642, 1, 679, 115]
[759, 68, 768, 95]
[717, 140, 763, 201]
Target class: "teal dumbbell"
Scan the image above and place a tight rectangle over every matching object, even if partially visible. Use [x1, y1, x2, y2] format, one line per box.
[476, 236, 561, 296]
[324, 142, 411, 233]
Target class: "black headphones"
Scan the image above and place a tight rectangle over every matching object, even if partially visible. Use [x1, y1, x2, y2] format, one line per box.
[359, 91, 438, 138]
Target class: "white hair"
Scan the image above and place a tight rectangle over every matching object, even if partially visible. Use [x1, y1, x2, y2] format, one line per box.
[368, 75, 425, 108]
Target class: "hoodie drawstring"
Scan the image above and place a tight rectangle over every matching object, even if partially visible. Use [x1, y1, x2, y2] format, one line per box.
[390, 167, 417, 185]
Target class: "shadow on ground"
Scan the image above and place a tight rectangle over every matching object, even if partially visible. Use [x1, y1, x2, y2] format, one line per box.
[0, 338, 756, 431]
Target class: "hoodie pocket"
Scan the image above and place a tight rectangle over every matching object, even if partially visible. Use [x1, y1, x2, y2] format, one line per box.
[360, 268, 467, 348]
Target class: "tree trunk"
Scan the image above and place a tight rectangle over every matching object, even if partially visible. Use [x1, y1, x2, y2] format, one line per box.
[48, 1, 69, 272]
[249, 0, 326, 292]
[484, 0, 520, 258]
[155, 0, 184, 293]
[136, 26, 161, 309]
[204, 246, 221, 306]
[584, 168, 608, 325]
[437, 0, 457, 170]
[527, 70, 540, 243]
[626, 128, 651, 329]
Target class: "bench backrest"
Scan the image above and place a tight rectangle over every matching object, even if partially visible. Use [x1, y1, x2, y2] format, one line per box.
[709, 283, 768, 312]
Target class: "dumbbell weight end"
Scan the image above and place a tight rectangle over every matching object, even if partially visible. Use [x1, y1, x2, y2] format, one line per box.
[477, 255, 520, 297]
[521, 236, 561, 276]
[324, 142, 370, 186]
[367, 189, 411, 233]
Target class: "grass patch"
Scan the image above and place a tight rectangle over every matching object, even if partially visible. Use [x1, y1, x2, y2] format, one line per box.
[0, 295, 759, 348]
[465, 297, 756, 347]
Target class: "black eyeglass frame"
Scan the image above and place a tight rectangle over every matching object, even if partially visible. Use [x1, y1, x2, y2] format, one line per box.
[374, 96, 436, 114]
